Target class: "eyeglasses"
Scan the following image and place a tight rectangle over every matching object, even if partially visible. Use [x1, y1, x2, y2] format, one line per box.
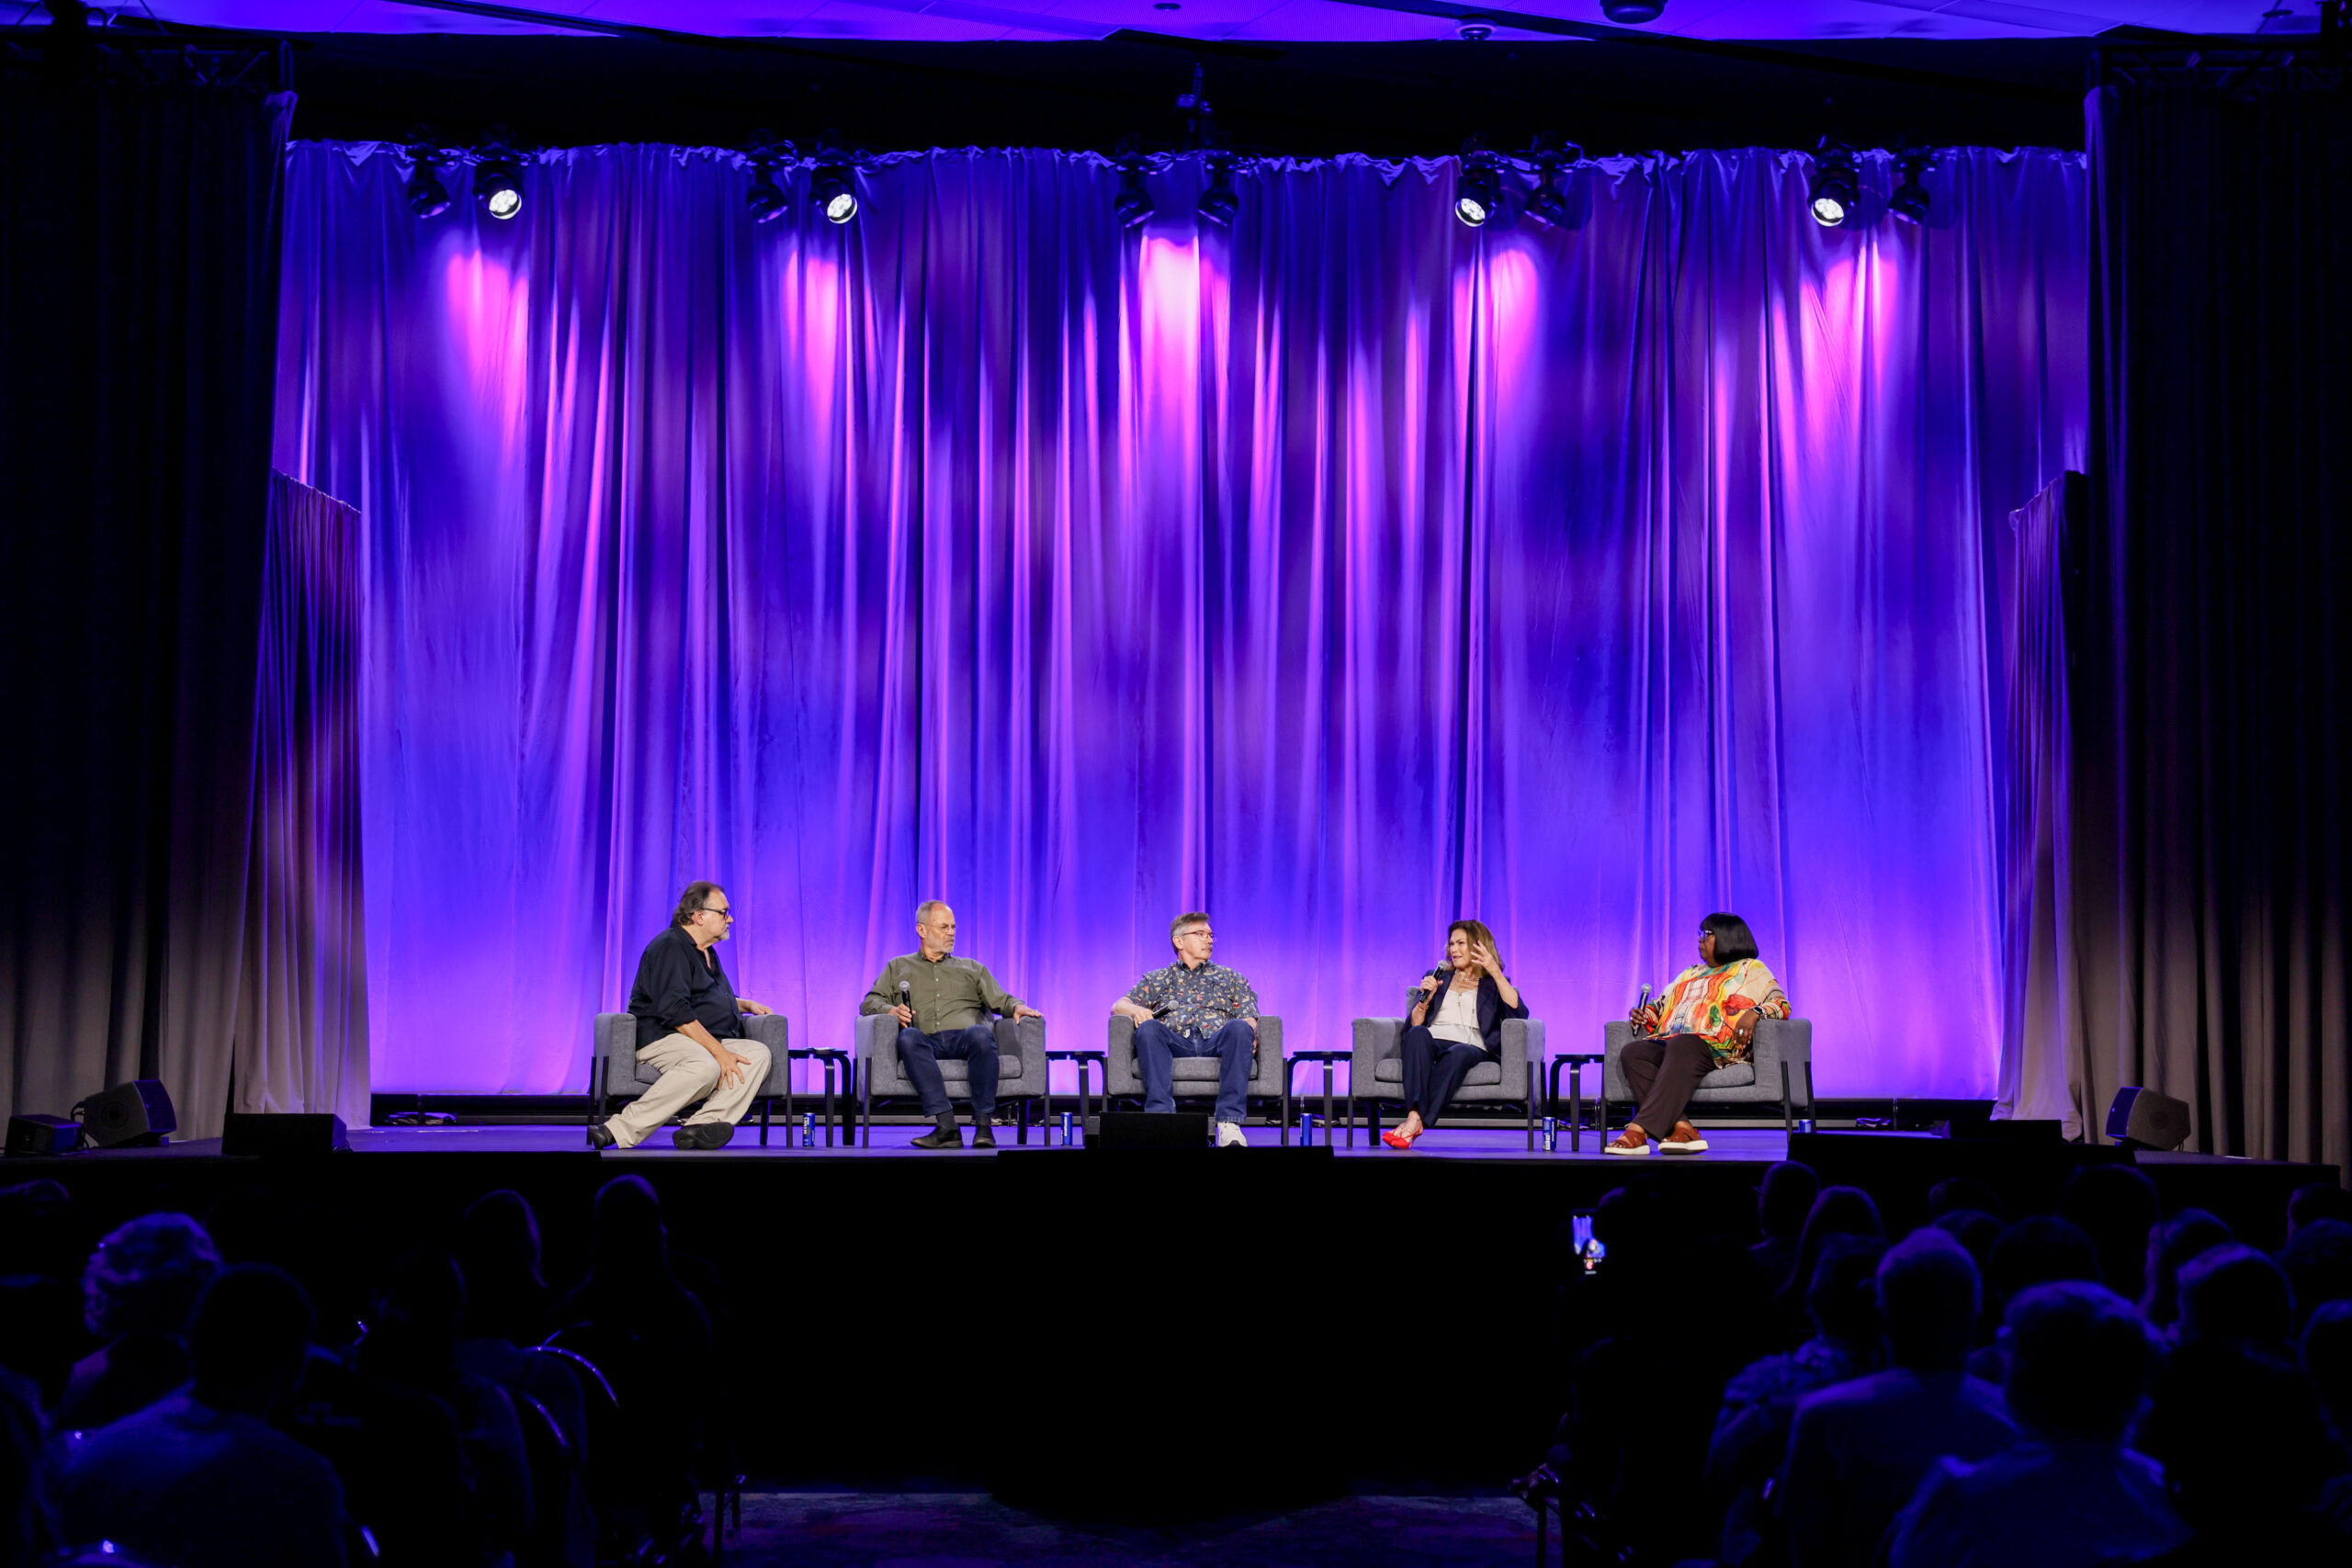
[699, 907, 735, 919]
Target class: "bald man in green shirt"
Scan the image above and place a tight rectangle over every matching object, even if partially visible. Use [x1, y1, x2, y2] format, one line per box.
[861, 901, 1043, 1149]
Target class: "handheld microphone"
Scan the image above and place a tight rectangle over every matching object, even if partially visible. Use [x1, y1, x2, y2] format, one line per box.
[1409, 965, 1448, 1010]
[1634, 982, 1652, 1032]
[899, 980, 912, 1021]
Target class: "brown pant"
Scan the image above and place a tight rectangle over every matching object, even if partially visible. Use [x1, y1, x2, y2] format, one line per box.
[1622, 1033, 1718, 1139]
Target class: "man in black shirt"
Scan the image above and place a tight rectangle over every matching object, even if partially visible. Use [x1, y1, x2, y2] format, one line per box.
[594, 881, 775, 1150]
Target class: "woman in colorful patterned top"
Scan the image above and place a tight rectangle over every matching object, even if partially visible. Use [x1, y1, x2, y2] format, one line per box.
[1607, 912, 1790, 1156]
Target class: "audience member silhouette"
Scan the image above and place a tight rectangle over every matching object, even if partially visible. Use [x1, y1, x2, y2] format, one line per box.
[2061, 1166, 2160, 1303]
[2172, 1242, 2293, 1348]
[0, 1181, 94, 1404]
[1966, 1215, 2101, 1384]
[1779, 1230, 2015, 1568]
[1888, 1282, 2184, 1568]
[2138, 1210, 2231, 1329]
[1751, 1162, 1823, 1294]
[0, 1368, 43, 1568]
[455, 1190, 555, 1347]
[1712, 1234, 1884, 1568]
[2133, 1337, 2345, 1563]
[2278, 1220, 2352, 1332]
[1928, 1178, 2006, 1223]
[1928, 1210, 2003, 1339]
[2289, 1182, 2352, 1237]
[2302, 1302, 2352, 1534]
[54, 1213, 219, 1435]
[50, 1265, 351, 1568]
[1775, 1187, 1884, 1342]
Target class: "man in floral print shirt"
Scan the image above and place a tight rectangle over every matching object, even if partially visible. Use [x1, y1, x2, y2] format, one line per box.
[1112, 912, 1261, 1147]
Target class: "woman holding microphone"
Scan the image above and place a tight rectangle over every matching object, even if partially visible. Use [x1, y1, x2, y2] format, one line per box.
[1610, 912, 1789, 1155]
[1381, 919, 1528, 1149]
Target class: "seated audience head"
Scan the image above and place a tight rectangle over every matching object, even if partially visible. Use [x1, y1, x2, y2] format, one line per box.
[1986, 1214, 2100, 1322]
[455, 1189, 547, 1340]
[1781, 1186, 1884, 1301]
[2302, 1300, 2352, 1445]
[2140, 1208, 2231, 1326]
[2174, 1242, 2292, 1347]
[2140, 1338, 2334, 1529]
[1928, 1177, 2007, 1222]
[2287, 1181, 2352, 1236]
[0, 1179, 96, 1286]
[1931, 1209, 2003, 1280]
[2277, 1219, 2352, 1330]
[2002, 1281, 2154, 1443]
[1758, 1162, 1821, 1241]
[1879, 1228, 1982, 1371]
[2061, 1164, 2160, 1301]
[1807, 1234, 1888, 1347]
[82, 1212, 220, 1341]
[189, 1265, 314, 1416]
[590, 1174, 672, 1278]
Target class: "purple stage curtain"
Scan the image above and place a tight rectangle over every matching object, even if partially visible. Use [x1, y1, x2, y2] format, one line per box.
[234, 471, 370, 1125]
[273, 143, 2086, 1098]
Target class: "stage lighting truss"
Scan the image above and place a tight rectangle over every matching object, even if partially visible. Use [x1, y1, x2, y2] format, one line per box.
[1454, 147, 1504, 228]
[474, 145, 526, 221]
[1197, 153, 1239, 226]
[1523, 134, 1582, 226]
[1809, 141, 1860, 229]
[1889, 148, 1933, 226]
[405, 148, 452, 220]
[1111, 137, 1156, 231]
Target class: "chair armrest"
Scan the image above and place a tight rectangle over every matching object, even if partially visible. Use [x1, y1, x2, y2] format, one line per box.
[1351, 1018, 1403, 1093]
[742, 1013, 789, 1054]
[992, 1014, 1046, 1089]
[592, 1013, 636, 1096]
[1602, 1020, 1637, 1101]
[1754, 1018, 1812, 1103]
[1104, 1015, 1139, 1096]
[1499, 1018, 1544, 1081]
[1250, 1016, 1283, 1091]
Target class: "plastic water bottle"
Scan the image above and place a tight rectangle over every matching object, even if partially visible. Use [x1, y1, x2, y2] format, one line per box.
[1543, 1116, 1558, 1153]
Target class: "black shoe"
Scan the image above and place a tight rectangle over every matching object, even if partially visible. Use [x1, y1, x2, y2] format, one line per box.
[673, 1122, 734, 1150]
[910, 1126, 964, 1150]
[970, 1124, 997, 1149]
[589, 1120, 617, 1151]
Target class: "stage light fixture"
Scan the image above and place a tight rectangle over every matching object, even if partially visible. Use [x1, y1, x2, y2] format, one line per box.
[405, 153, 451, 220]
[811, 163, 858, 224]
[474, 152, 524, 221]
[1454, 155, 1502, 228]
[1889, 150, 1932, 225]
[1524, 136, 1581, 226]
[1111, 141, 1155, 230]
[1809, 141, 1859, 228]
[1600, 0, 1666, 20]
[1197, 155, 1238, 226]
[747, 160, 788, 224]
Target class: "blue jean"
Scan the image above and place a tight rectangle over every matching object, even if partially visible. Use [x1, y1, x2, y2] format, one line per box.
[897, 1023, 1000, 1118]
[1133, 1018, 1254, 1125]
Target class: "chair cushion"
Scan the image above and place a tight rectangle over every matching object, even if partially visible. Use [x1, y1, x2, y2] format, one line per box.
[1695, 1062, 1758, 1089]
[929, 1057, 1031, 1085]
[1170, 1058, 1241, 1082]
[1372, 1059, 1502, 1086]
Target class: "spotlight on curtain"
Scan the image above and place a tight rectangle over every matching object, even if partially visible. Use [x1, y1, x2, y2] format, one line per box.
[1196, 153, 1238, 224]
[404, 150, 450, 219]
[1524, 136, 1578, 226]
[1112, 153, 1154, 230]
[746, 159, 786, 224]
[1810, 141, 1859, 227]
[1454, 152, 1501, 227]
[474, 150, 523, 220]
[812, 162, 858, 224]
[1890, 150, 1931, 225]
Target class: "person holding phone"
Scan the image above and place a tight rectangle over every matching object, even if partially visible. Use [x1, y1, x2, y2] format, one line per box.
[1610, 912, 1789, 1155]
[1381, 919, 1528, 1149]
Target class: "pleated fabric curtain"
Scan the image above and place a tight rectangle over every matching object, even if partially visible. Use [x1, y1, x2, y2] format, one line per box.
[232, 471, 370, 1125]
[274, 143, 2086, 1100]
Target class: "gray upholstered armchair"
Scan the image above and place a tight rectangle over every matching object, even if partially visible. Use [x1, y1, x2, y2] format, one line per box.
[588, 1010, 793, 1145]
[1103, 1014, 1285, 1119]
[854, 1013, 1045, 1145]
[1599, 1017, 1815, 1132]
[1350, 1017, 1545, 1149]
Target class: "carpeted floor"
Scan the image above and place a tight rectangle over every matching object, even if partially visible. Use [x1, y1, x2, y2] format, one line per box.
[719, 1492, 1536, 1566]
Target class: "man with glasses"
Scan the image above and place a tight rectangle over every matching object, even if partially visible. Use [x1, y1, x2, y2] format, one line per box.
[595, 880, 775, 1150]
[861, 901, 1043, 1150]
[1112, 912, 1260, 1147]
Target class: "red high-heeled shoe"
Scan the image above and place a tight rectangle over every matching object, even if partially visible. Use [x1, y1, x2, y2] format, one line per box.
[1381, 1129, 1415, 1149]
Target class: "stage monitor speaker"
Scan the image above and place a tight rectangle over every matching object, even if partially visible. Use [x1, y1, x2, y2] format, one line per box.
[73, 1079, 177, 1148]
[2105, 1086, 2190, 1151]
[6, 1114, 80, 1157]
[222, 1113, 351, 1158]
[1092, 1112, 1211, 1149]
[1893, 1099, 1995, 1136]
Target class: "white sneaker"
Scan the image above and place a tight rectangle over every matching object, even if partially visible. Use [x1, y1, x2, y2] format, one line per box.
[1216, 1121, 1250, 1148]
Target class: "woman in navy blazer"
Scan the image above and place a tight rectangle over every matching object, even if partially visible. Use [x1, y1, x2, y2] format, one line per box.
[1383, 919, 1527, 1148]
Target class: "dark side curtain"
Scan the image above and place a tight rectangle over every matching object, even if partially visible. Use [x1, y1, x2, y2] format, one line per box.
[0, 70, 293, 1140]
[275, 143, 2086, 1099]
[234, 472, 369, 1124]
[2080, 78, 2352, 1170]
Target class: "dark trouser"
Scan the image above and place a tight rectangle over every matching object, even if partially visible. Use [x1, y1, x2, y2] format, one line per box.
[1622, 1032, 1718, 1139]
[1134, 1018, 1254, 1125]
[1399, 1025, 1489, 1129]
[898, 1023, 1000, 1119]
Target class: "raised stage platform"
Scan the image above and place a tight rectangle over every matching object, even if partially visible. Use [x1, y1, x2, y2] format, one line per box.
[12, 1122, 2333, 1507]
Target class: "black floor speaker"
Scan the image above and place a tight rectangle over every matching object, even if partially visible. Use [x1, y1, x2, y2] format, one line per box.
[6, 1113, 80, 1157]
[1091, 1112, 1211, 1148]
[74, 1079, 177, 1148]
[222, 1112, 351, 1157]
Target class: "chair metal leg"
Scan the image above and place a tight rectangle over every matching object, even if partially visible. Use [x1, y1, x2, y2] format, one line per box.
[825, 1063, 837, 1146]
[1570, 1067, 1583, 1154]
[1346, 1095, 1355, 1147]
[858, 1074, 871, 1148]
[1781, 1060, 1793, 1134]
[759, 1096, 770, 1147]
[1017, 1097, 1029, 1145]
[1281, 1075, 1290, 1146]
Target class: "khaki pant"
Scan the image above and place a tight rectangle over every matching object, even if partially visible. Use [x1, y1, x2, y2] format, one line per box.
[607, 1032, 772, 1148]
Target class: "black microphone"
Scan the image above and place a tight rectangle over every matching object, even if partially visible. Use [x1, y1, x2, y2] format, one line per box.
[899, 980, 911, 1022]
[1409, 965, 1448, 1010]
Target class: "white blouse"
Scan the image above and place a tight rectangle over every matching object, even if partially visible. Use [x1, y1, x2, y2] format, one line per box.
[1428, 981, 1485, 1049]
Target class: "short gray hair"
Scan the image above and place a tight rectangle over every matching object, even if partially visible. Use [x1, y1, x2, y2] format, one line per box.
[916, 900, 950, 925]
[1170, 910, 1210, 944]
